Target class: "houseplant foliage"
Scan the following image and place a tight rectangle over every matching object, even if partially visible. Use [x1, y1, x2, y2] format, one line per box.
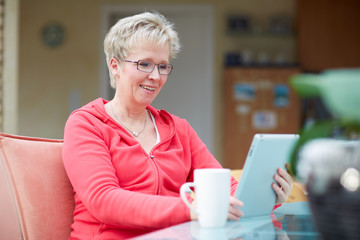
[288, 69, 360, 240]
[289, 69, 360, 177]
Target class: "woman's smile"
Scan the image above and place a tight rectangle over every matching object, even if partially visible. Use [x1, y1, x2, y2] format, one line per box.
[140, 84, 156, 92]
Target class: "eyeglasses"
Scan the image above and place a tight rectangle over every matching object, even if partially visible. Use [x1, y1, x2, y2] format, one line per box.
[124, 60, 173, 75]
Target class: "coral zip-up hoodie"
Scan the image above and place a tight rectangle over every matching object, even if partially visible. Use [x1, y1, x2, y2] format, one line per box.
[63, 98, 238, 239]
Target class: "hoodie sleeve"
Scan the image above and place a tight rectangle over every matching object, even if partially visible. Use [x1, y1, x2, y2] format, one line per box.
[62, 111, 190, 231]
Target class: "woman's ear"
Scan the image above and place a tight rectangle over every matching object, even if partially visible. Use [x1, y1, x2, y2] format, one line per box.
[109, 58, 120, 76]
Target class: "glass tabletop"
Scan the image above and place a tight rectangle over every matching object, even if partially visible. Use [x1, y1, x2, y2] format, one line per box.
[131, 202, 322, 240]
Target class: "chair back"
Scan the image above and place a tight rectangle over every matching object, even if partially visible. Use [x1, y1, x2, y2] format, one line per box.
[0, 133, 74, 240]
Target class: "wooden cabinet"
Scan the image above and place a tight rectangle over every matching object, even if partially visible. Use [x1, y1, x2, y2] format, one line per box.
[223, 67, 301, 169]
[298, 0, 360, 71]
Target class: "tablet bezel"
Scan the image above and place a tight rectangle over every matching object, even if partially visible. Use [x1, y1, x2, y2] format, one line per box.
[235, 133, 299, 218]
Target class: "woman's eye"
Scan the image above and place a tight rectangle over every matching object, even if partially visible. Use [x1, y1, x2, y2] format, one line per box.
[159, 64, 167, 70]
[139, 61, 150, 68]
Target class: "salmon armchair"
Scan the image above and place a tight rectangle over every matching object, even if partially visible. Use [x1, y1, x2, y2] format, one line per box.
[0, 132, 74, 240]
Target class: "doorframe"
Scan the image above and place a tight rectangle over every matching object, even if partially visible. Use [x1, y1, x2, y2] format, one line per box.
[3, 0, 20, 134]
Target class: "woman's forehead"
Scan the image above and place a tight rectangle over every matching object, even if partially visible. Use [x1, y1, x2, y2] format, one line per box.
[128, 40, 170, 60]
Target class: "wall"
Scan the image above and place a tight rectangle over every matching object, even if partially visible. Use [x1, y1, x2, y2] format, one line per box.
[19, 0, 100, 138]
[18, 0, 296, 161]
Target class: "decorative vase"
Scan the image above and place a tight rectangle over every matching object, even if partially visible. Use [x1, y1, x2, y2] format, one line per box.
[308, 178, 360, 240]
[297, 139, 360, 240]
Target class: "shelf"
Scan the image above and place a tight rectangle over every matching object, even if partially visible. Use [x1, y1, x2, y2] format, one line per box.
[227, 31, 295, 38]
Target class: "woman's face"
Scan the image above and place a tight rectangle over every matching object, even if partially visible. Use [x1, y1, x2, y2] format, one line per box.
[112, 40, 170, 109]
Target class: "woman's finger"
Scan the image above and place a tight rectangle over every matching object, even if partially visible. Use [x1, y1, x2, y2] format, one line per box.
[228, 196, 243, 220]
[274, 173, 291, 196]
[273, 182, 287, 204]
[229, 196, 244, 207]
[277, 168, 293, 186]
[228, 204, 243, 220]
[275, 168, 293, 196]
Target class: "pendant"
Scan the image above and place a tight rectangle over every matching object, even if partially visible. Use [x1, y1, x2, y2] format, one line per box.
[132, 131, 139, 137]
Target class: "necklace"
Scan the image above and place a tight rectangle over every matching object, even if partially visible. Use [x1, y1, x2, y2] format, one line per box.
[109, 103, 147, 137]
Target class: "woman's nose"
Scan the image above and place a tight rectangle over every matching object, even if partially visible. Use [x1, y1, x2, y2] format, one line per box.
[148, 67, 161, 80]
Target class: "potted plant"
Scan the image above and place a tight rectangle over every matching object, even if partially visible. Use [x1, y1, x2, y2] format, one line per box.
[288, 69, 360, 240]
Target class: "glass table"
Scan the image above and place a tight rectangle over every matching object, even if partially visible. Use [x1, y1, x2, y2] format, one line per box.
[131, 202, 322, 239]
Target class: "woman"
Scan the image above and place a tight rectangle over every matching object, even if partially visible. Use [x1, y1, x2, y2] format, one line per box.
[62, 11, 293, 239]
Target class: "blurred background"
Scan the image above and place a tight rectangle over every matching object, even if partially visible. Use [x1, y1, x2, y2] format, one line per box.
[1, 0, 359, 168]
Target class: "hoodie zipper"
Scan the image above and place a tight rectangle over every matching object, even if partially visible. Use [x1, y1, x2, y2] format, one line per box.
[148, 127, 176, 195]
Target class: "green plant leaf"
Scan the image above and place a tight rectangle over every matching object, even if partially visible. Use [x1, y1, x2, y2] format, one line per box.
[290, 74, 321, 97]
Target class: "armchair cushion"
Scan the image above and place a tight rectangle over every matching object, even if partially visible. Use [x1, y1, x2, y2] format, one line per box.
[0, 133, 74, 240]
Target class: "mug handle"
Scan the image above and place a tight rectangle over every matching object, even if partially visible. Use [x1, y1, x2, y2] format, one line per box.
[180, 182, 199, 216]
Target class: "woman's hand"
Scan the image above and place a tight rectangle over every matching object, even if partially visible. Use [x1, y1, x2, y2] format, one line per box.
[272, 168, 293, 205]
[228, 196, 243, 221]
[190, 196, 243, 221]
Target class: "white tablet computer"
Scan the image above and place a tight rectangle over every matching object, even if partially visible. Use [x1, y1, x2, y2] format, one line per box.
[235, 133, 299, 218]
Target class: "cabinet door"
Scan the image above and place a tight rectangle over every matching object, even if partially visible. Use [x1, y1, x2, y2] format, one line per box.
[298, 0, 360, 71]
[224, 68, 301, 169]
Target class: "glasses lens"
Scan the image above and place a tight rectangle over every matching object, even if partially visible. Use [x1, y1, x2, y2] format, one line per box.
[137, 60, 154, 73]
[159, 64, 173, 75]
[135, 60, 173, 75]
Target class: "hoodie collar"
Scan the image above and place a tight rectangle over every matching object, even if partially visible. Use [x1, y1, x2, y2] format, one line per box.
[79, 98, 175, 140]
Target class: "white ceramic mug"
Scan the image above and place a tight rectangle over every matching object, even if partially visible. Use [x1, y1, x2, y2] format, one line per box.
[180, 168, 231, 228]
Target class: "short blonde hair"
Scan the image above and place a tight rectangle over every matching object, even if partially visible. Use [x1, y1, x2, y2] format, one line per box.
[104, 11, 181, 88]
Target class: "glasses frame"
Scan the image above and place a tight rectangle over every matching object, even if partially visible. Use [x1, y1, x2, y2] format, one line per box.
[124, 60, 173, 75]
